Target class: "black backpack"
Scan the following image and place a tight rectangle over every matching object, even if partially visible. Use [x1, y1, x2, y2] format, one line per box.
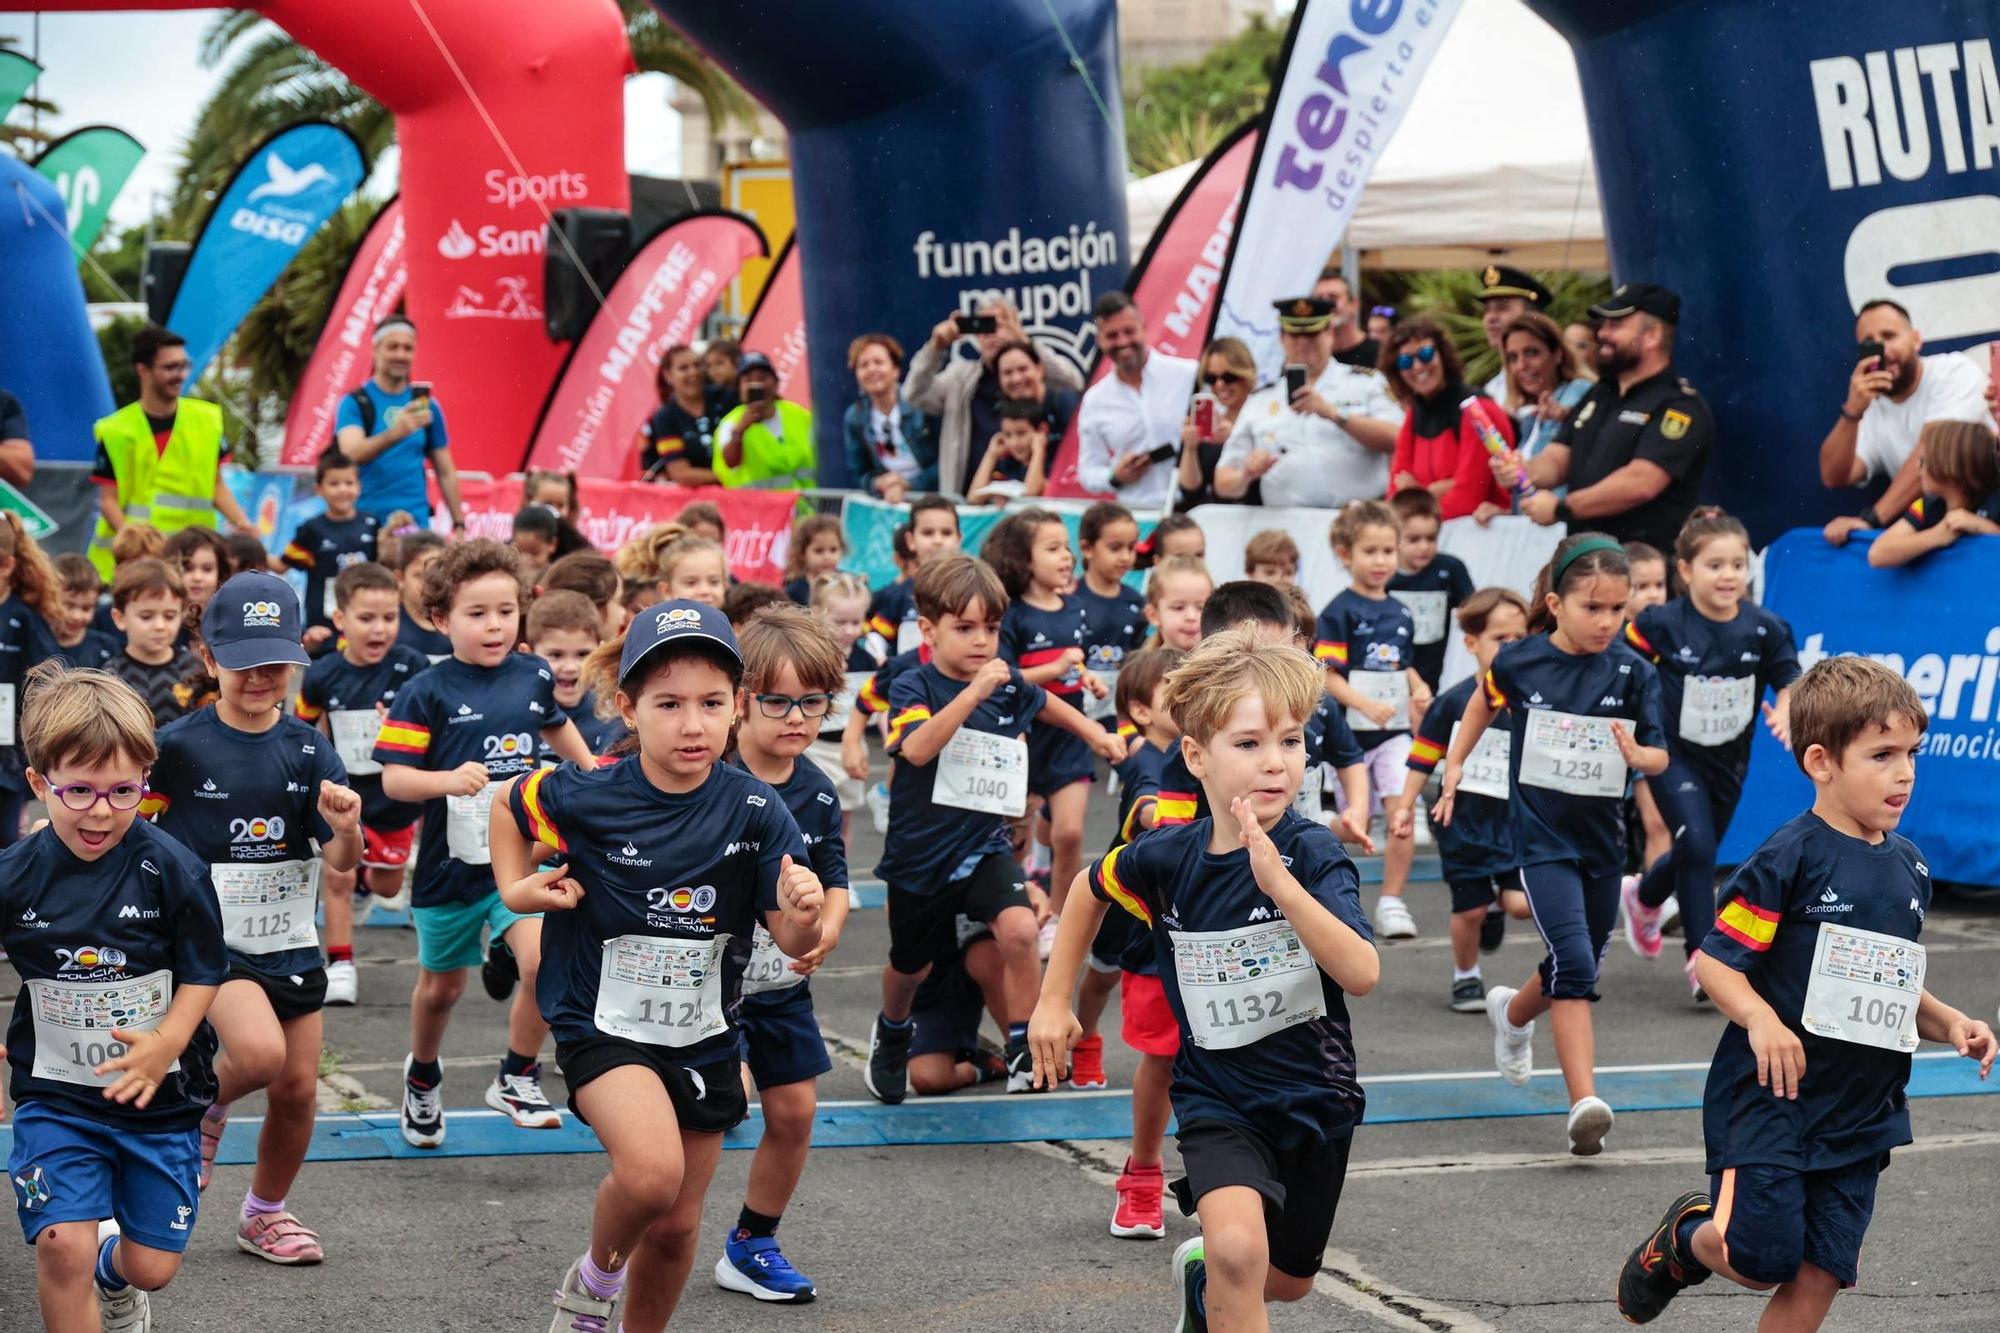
[335, 387, 429, 448]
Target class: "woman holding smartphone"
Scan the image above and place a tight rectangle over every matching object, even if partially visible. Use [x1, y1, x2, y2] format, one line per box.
[1175, 337, 1258, 510]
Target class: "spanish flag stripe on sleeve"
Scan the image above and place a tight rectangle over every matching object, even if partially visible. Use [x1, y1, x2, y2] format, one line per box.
[1482, 669, 1507, 711]
[885, 706, 931, 749]
[281, 542, 312, 570]
[858, 676, 887, 715]
[294, 696, 323, 722]
[1623, 623, 1657, 659]
[1905, 497, 1926, 524]
[1715, 899, 1780, 952]
[1155, 792, 1198, 826]
[868, 613, 896, 640]
[1119, 794, 1156, 844]
[655, 435, 687, 458]
[1408, 736, 1445, 772]
[1095, 846, 1153, 927]
[138, 793, 169, 818]
[375, 721, 432, 755]
[1313, 640, 1349, 665]
[519, 769, 566, 853]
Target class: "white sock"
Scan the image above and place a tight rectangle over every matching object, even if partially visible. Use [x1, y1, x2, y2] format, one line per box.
[1453, 966, 1481, 982]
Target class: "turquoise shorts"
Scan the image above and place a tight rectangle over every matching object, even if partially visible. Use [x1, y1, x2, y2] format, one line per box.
[411, 891, 538, 973]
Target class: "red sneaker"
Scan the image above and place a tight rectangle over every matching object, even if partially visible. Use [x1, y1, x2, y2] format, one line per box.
[1110, 1158, 1166, 1239]
[1069, 1034, 1107, 1089]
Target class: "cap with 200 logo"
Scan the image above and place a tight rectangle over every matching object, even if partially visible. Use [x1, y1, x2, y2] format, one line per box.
[203, 571, 311, 671]
[618, 599, 743, 686]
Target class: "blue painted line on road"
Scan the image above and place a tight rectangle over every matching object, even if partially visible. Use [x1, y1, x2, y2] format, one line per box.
[6, 1054, 1987, 1165]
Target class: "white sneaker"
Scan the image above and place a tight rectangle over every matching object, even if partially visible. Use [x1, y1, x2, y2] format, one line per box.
[1657, 893, 1680, 934]
[400, 1056, 446, 1148]
[95, 1220, 151, 1332]
[350, 889, 376, 927]
[1485, 985, 1534, 1086]
[486, 1069, 563, 1129]
[374, 883, 412, 915]
[1038, 914, 1060, 961]
[324, 959, 358, 1006]
[1567, 1095, 1614, 1156]
[1373, 894, 1417, 940]
[866, 782, 891, 835]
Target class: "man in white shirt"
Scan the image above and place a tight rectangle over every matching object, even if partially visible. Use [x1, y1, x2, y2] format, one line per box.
[1075, 292, 1197, 509]
[1214, 297, 1400, 509]
[1820, 298, 1992, 544]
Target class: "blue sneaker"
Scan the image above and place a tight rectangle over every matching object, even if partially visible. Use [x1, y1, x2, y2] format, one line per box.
[714, 1229, 817, 1304]
[1172, 1235, 1207, 1333]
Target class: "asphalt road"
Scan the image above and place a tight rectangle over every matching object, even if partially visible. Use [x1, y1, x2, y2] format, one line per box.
[5, 778, 1999, 1331]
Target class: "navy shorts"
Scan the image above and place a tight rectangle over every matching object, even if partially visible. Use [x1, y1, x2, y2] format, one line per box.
[1712, 1156, 1884, 1288]
[886, 853, 1029, 976]
[1026, 721, 1094, 798]
[1170, 1118, 1353, 1279]
[736, 984, 833, 1091]
[226, 962, 329, 1022]
[1446, 873, 1508, 914]
[8, 1102, 202, 1251]
[909, 959, 988, 1060]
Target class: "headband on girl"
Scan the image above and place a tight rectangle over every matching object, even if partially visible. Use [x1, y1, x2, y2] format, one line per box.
[1551, 535, 1626, 587]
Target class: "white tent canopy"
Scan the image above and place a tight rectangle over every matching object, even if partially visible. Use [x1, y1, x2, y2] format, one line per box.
[1127, 0, 1605, 271]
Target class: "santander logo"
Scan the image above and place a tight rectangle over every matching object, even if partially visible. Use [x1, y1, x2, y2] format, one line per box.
[438, 219, 476, 260]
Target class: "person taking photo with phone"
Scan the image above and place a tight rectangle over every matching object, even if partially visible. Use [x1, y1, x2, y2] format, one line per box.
[335, 315, 466, 532]
[1076, 292, 1199, 510]
[905, 298, 1084, 497]
[715, 352, 817, 492]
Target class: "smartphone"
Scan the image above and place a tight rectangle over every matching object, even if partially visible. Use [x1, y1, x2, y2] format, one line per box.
[1284, 364, 1307, 401]
[1856, 339, 1885, 369]
[1191, 392, 1217, 438]
[1146, 442, 1179, 465]
[744, 382, 772, 405]
[411, 381, 432, 402]
[956, 312, 999, 336]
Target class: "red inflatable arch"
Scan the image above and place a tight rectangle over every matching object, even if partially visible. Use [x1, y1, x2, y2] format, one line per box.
[37, 0, 633, 477]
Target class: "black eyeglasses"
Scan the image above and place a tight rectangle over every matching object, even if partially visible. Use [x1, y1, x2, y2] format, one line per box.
[1395, 345, 1439, 371]
[1204, 371, 1244, 386]
[754, 692, 834, 720]
[47, 778, 149, 812]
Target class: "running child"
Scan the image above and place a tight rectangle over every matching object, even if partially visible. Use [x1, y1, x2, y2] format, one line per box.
[866, 494, 961, 658]
[809, 570, 876, 824]
[1280, 583, 1373, 844]
[528, 590, 624, 756]
[712, 604, 854, 1306]
[2, 663, 227, 1333]
[1314, 500, 1432, 939]
[281, 449, 379, 652]
[907, 923, 1010, 1096]
[1865, 419, 2000, 568]
[491, 599, 823, 1333]
[782, 514, 847, 606]
[1073, 502, 1148, 726]
[1143, 554, 1211, 654]
[1622, 539, 1674, 874]
[148, 572, 362, 1266]
[617, 522, 728, 609]
[864, 555, 1121, 1103]
[374, 539, 594, 1146]
[1434, 533, 1668, 1155]
[107, 558, 200, 732]
[295, 562, 432, 1003]
[45, 556, 117, 670]
[1385, 487, 1475, 693]
[1614, 656, 1995, 1330]
[390, 530, 450, 661]
[1243, 529, 1299, 588]
[1621, 508, 1800, 1000]
[1390, 589, 1532, 1014]
[1031, 630, 1379, 1332]
[542, 550, 630, 641]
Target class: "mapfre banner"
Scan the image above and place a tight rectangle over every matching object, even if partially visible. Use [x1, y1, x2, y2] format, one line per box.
[281, 197, 407, 466]
[1211, 0, 1460, 376]
[525, 213, 766, 481]
[441, 475, 797, 585]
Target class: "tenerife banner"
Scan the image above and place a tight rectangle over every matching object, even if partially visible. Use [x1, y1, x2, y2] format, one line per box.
[739, 236, 810, 422]
[0, 50, 38, 119]
[524, 212, 766, 480]
[281, 197, 408, 467]
[1047, 121, 1261, 497]
[168, 121, 367, 380]
[33, 125, 145, 253]
[1210, 0, 1463, 377]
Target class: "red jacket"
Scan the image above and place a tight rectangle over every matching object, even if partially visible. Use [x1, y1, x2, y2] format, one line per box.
[1389, 387, 1514, 520]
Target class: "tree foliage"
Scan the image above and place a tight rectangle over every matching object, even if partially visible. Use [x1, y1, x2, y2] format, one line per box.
[0, 35, 59, 161]
[1390, 268, 1614, 387]
[1123, 19, 1283, 176]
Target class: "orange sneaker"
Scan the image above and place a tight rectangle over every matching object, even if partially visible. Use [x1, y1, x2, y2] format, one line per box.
[1069, 1033, 1107, 1089]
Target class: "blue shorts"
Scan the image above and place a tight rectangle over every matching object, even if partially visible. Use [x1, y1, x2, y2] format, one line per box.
[735, 984, 832, 1091]
[1711, 1157, 1883, 1288]
[8, 1103, 201, 1251]
[412, 890, 538, 973]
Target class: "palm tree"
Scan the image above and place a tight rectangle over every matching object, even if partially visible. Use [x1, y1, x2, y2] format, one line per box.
[1395, 269, 1614, 388]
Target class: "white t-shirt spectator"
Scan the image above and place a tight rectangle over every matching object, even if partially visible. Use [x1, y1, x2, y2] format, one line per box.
[1219, 363, 1401, 509]
[1077, 352, 1199, 509]
[1855, 351, 1990, 480]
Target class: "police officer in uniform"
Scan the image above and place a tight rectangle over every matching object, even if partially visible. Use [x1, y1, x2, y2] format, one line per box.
[1474, 264, 1554, 402]
[1214, 297, 1400, 509]
[1499, 284, 1713, 551]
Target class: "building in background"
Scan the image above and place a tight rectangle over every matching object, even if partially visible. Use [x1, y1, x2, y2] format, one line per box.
[1119, 0, 1270, 72]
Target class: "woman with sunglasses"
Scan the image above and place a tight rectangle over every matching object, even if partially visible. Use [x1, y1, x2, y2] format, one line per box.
[1175, 337, 1259, 509]
[1503, 312, 1594, 466]
[639, 344, 730, 486]
[1380, 317, 1514, 522]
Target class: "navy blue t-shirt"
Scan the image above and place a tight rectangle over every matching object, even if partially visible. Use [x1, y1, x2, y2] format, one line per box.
[1108, 737, 1175, 974]
[856, 646, 925, 720]
[46, 627, 119, 671]
[282, 513, 380, 631]
[735, 755, 849, 1015]
[0, 595, 57, 794]
[877, 660, 1045, 894]
[375, 654, 565, 907]
[1075, 582, 1149, 686]
[1388, 554, 1475, 690]
[0, 821, 227, 1130]
[148, 708, 347, 980]
[1155, 746, 1205, 828]
[395, 607, 452, 662]
[866, 579, 919, 658]
[1626, 597, 1800, 785]
[1700, 812, 1929, 1173]
[1090, 812, 1372, 1147]
[1409, 675, 1515, 880]
[1313, 588, 1416, 751]
[296, 643, 430, 829]
[1483, 633, 1665, 876]
[507, 758, 805, 1060]
[1305, 693, 1366, 771]
[999, 594, 1088, 711]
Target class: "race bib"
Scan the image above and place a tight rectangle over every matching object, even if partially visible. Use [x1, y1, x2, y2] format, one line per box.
[213, 860, 321, 954]
[330, 709, 384, 776]
[1451, 721, 1511, 800]
[821, 669, 874, 739]
[1519, 708, 1626, 798]
[446, 785, 498, 865]
[1680, 674, 1756, 747]
[1392, 590, 1449, 645]
[593, 934, 729, 1047]
[27, 969, 179, 1087]
[1344, 669, 1411, 733]
[896, 617, 923, 655]
[1799, 922, 1925, 1053]
[741, 924, 806, 996]
[1084, 667, 1119, 723]
[1171, 921, 1326, 1051]
[935, 728, 1028, 818]
[1291, 764, 1325, 823]
[0, 682, 15, 749]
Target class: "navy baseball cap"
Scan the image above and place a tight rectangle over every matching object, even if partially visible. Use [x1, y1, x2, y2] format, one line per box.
[203, 571, 311, 671]
[619, 600, 742, 686]
[737, 351, 776, 378]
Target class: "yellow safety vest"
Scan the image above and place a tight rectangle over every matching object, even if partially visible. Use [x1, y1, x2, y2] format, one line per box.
[87, 399, 225, 579]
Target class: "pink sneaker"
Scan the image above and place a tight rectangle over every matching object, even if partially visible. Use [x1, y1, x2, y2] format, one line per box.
[237, 1211, 325, 1265]
[198, 1104, 229, 1193]
[1620, 875, 1663, 960]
